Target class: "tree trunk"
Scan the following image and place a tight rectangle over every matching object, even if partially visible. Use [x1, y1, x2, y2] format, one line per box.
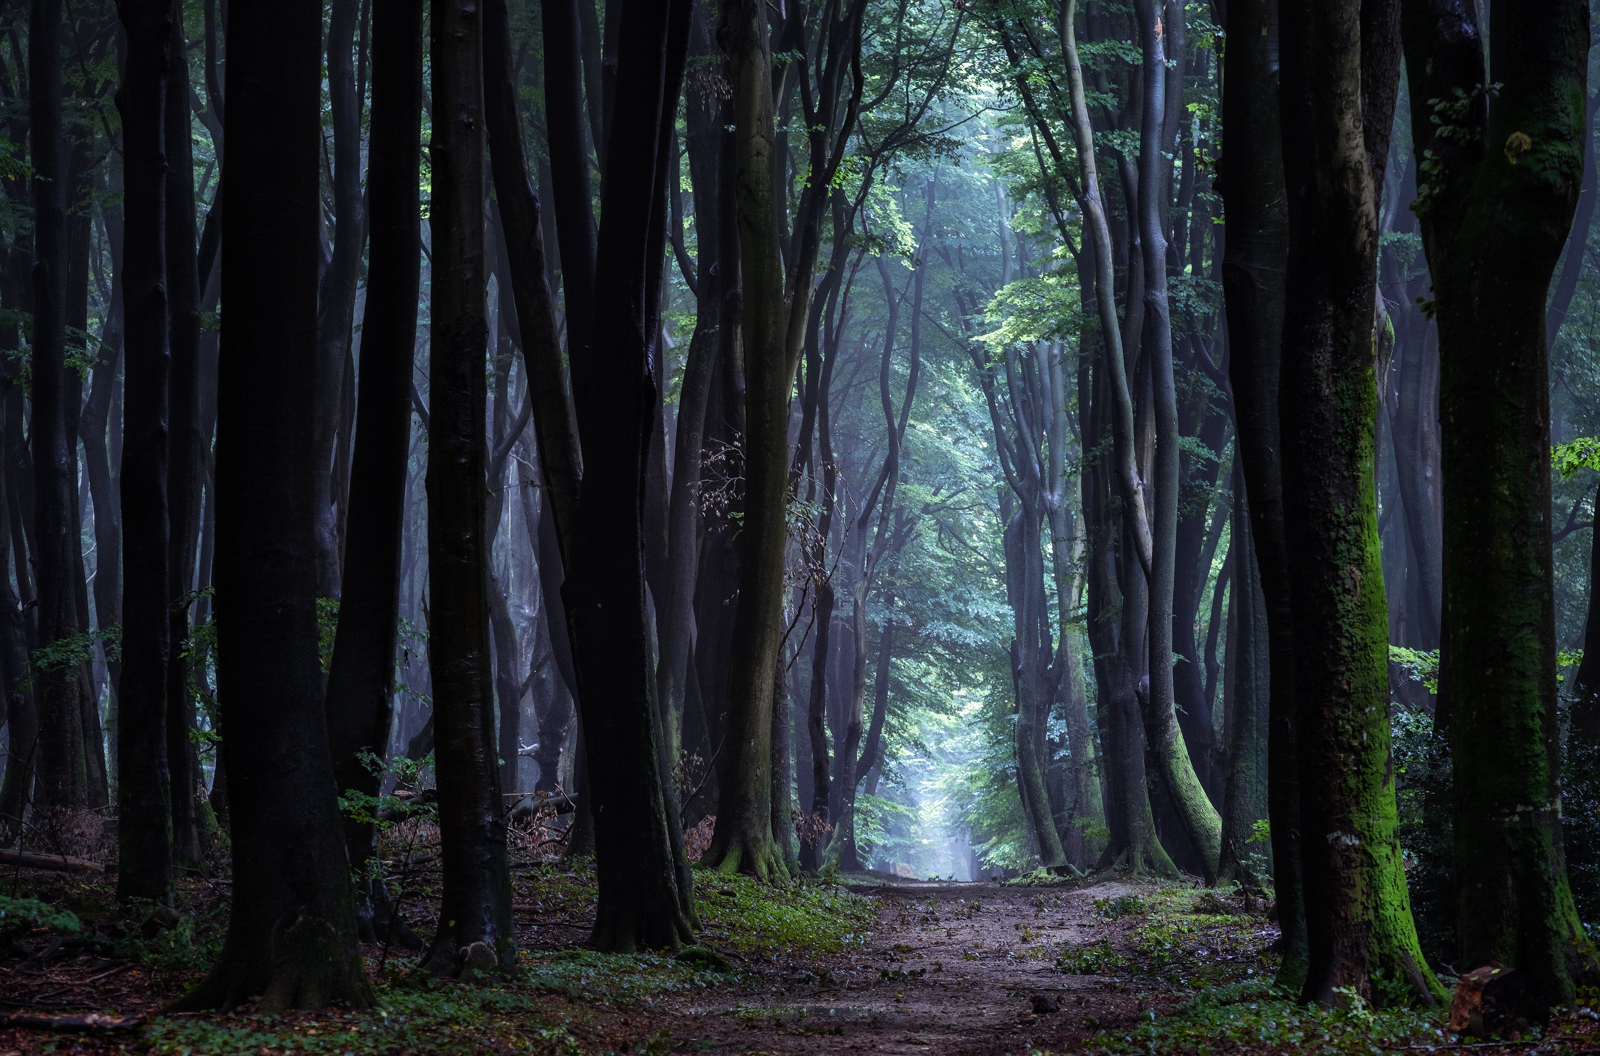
[1218, 470, 1270, 886]
[30, 0, 87, 811]
[704, 0, 790, 882]
[419, 0, 516, 979]
[1220, 0, 1307, 992]
[323, 0, 423, 946]
[175, 0, 371, 1009]
[485, 0, 580, 553]
[1403, 0, 1598, 1008]
[1132, 0, 1219, 884]
[114, 0, 172, 904]
[166, 4, 206, 867]
[1279, 0, 1439, 1007]
[309, 0, 366, 599]
[564, 0, 697, 948]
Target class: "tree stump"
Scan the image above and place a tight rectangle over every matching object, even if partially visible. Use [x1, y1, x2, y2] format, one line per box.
[1449, 963, 1549, 1038]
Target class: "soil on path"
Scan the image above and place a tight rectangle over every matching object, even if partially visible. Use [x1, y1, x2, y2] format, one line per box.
[641, 874, 1276, 1055]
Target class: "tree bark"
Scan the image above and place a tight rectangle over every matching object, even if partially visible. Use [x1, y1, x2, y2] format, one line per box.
[323, 0, 423, 947]
[704, 0, 791, 882]
[1220, 0, 1307, 991]
[1133, 0, 1219, 883]
[1218, 469, 1270, 886]
[30, 0, 87, 810]
[419, 0, 517, 979]
[175, 0, 371, 1009]
[114, 0, 172, 905]
[309, 0, 366, 599]
[1280, 0, 1438, 1007]
[564, 0, 697, 949]
[485, 0, 580, 554]
[1403, 0, 1598, 1008]
[165, 3, 206, 867]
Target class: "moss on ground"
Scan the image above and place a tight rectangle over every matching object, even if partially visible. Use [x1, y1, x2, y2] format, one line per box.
[691, 867, 876, 955]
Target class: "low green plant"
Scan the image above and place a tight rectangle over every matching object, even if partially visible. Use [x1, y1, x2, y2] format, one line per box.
[0, 894, 82, 933]
[1054, 937, 1124, 975]
[1092, 894, 1146, 920]
[692, 870, 875, 955]
[1035, 979, 1450, 1056]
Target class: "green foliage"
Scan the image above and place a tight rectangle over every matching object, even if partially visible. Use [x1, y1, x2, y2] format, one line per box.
[1092, 894, 1147, 920]
[146, 979, 588, 1056]
[1054, 937, 1125, 975]
[1038, 980, 1450, 1056]
[1555, 436, 1600, 478]
[0, 894, 82, 934]
[22, 626, 120, 692]
[693, 870, 875, 955]
[1388, 646, 1439, 693]
[317, 596, 341, 672]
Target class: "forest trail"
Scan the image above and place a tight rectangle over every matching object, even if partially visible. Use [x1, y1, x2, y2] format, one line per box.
[643, 876, 1270, 1055]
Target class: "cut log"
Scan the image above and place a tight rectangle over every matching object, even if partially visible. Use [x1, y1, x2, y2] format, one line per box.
[1448, 962, 1549, 1038]
[0, 849, 105, 873]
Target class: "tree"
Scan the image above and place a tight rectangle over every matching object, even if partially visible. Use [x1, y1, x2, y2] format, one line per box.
[1402, 0, 1598, 1009]
[174, 0, 372, 1011]
[165, 1, 207, 867]
[324, 0, 424, 946]
[1278, 0, 1439, 1007]
[30, 0, 88, 811]
[702, 0, 792, 881]
[420, 0, 516, 978]
[1219, 0, 1307, 992]
[564, 0, 698, 951]
[114, 0, 172, 905]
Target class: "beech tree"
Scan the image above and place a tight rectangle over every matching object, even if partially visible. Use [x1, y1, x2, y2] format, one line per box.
[175, 0, 371, 1010]
[1403, 0, 1598, 1010]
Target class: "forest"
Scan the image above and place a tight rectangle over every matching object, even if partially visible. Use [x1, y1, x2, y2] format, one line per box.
[0, 0, 1597, 1052]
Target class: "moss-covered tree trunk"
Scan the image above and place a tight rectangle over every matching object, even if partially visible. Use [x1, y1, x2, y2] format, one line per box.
[702, 0, 789, 883]
[1401, 0, 1597, 1007]
[1278, 0, 1441, 1008]
[1219, 0, 1308, 993]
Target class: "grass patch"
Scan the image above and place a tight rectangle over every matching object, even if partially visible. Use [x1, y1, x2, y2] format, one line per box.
[522, 948, 737, 1002]
[146, 979, 586, 1056]
[1047, 980, 1451, 1056]
[692, 869, 875, 956]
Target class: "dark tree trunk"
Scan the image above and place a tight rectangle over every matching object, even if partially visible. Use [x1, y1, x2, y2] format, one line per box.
[539, 0, 597, 369]
[419, 0, 516, 979]
[80, 194, 122, 772]
[1403, 0, 1598, 1007]
[565, 0, 697, 950]
[174, 0, 372, 1010]
[310, 0, 367, 599]
[1220, 0, 1307, 992]
[1279, 0, 1438, 1007]
[30, 0, 87, 810]
[323, 0, 423, 947]
[114, 0, 172, 904]
[486, 0, 580, 551]
[166, 5, 205, 866]
[0, 468, 31, 845]
[1218, 470, 1270, 886]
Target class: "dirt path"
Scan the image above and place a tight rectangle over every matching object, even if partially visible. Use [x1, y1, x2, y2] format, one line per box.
[647, 876, 1275, 1055]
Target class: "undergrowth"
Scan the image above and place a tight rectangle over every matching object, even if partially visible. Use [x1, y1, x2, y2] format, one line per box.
[1039, 980, 1451, 1056]
[692, 868, 875, 955]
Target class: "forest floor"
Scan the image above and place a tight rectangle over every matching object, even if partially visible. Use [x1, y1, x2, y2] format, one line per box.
[2, 845, 1599, 1055]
